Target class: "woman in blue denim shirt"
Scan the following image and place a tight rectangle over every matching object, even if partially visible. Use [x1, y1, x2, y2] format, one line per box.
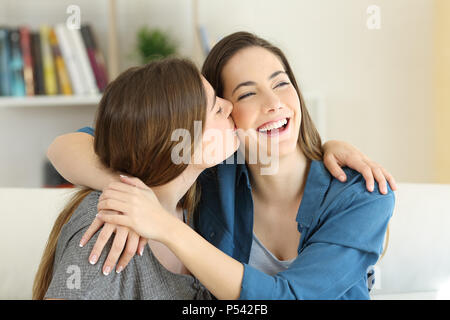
[93, 32, 395, 299]
[49, 32, 395, 299]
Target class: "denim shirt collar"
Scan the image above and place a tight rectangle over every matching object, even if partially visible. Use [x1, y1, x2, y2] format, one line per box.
[235, 159, 332, 229]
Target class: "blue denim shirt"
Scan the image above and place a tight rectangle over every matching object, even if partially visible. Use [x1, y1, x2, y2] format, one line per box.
[195, 155, 394, 300]
[78, 127, 395, 300]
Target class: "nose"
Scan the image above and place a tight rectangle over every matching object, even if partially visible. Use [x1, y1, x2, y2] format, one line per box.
[220, 97, 233, 118]
[262, 91, 282, 113]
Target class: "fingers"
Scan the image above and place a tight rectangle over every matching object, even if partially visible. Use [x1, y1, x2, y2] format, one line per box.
[102, 227, 129, 275]
[79, 216, 105, 248]
[137, 236, 148, 257]
[96, 211, 132, 228]
[119, 175, 150, 189]
[89, 223, 115, 265]
[115, 231, 140, 274]
[347, 158, 395, 194]
[98, 198, 131, 214]
[100, 188, 134, 204]
[323, 154, 347, 182]
[372, 165, 388, 195]
[104, 181, 139, 195]
[345, 157, 375, 192]
[382, 167, 398, 191]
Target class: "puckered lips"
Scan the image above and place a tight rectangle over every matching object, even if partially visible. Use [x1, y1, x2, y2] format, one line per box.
[256, 117, 291, 137]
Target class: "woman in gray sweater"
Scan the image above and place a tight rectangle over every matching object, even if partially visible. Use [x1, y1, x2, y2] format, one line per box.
[33, 57, 238, 299]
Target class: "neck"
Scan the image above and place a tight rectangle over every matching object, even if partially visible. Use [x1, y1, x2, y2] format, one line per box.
[151, 165, 203, 218]
[247, 145, 310, 205]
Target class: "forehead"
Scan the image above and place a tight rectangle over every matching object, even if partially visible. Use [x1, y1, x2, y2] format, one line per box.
[223, 46, 285, 83]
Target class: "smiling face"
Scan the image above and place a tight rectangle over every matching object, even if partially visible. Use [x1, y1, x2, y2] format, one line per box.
[221, 46, 302, 158]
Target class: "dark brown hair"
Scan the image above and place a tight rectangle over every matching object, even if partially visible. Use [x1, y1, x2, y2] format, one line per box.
[33, 58, 206, 299]
[202, 31, 323, 161]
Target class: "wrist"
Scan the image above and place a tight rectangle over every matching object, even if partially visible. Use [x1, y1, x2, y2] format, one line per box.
[159, 213, 187, 247]
[100, 171, 121, 191]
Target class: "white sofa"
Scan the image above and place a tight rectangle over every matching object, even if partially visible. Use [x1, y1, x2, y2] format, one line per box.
[1, 183, 449, 300]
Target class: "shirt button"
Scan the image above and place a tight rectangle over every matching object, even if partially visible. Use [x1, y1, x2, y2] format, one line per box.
[210, 231, 215, 238]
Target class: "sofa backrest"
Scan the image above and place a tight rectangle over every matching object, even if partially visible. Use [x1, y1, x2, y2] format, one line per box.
[0, 188, 78, 299]
[0, 183, 449, 299]
[370, 183, 450, 298]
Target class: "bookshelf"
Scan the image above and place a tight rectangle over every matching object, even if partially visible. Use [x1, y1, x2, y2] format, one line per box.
[0, 0, 120, 188]
[0, 0, 119, 102]
[0, 94, 101, 108]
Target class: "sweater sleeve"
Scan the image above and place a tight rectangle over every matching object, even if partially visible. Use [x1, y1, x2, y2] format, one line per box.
[76, 126, 95, 136]
[239, 188, 395, 300]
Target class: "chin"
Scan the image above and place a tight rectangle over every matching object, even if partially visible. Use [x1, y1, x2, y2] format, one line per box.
[271, 141, 298, 159]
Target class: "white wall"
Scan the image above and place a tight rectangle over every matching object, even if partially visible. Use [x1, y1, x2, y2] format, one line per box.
[0, 105, 97, 187]
[0, 0, 436, 186]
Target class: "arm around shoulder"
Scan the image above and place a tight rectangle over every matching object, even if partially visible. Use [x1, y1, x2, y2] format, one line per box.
[47, 132, 118, 190]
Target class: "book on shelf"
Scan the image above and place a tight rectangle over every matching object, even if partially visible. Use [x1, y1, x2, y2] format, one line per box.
[0, 28, 10, 95]
[40, 25, 58, 95]
[80, 25, 108, 92]
[19, 27, 34, 96]
[67, 26, 98, 95]
[49, 28, 72, 95]
[30, 31, 45, 95]
[0, 24, 108, 98]
[9, 29, 26, 96]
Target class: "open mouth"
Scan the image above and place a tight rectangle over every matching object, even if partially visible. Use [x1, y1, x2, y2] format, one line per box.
[257, 117, 290, 136]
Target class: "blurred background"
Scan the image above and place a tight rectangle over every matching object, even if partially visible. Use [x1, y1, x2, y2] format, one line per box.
[0, 0, 448, 188]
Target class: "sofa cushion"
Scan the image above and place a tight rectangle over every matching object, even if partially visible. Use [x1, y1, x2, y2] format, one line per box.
[0, 188, 78, 299]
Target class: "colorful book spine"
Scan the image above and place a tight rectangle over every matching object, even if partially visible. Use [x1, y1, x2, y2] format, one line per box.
[9, 29, 26, 96]
[1, 24, 106, 97]
[80, 25, 107, 92]
[67, 27, 98, 94]
[19, 27, 35, 96]
[30, 32, 45, 95]
[0, 28, 10, 96]
[48, 28, 72, 95]
[54, 24, 85, 95]
[39, 25, 58, 95]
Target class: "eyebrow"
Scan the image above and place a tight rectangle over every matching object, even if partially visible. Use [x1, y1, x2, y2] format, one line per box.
[231, 70, 287, 96]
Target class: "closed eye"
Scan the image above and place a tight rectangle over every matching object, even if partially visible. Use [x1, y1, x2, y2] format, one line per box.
[237, 92, 255, 101]
[275, 81, 290, 88]
[237, 81, 290, 101]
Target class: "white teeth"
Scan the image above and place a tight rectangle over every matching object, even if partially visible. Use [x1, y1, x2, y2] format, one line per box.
[258, 118, 288, 132]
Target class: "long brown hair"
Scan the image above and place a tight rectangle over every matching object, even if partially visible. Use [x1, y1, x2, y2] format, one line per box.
[202, 32, 389, 260]
[202, 31, 323, 161]
[33, 58, 207, 299]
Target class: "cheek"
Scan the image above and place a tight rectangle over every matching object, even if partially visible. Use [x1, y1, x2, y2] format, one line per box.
[231, 105, 256, 130]
[284, 90, 301, 121]
[201, 117, 229, 148]
[199, 117, 238, 166]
